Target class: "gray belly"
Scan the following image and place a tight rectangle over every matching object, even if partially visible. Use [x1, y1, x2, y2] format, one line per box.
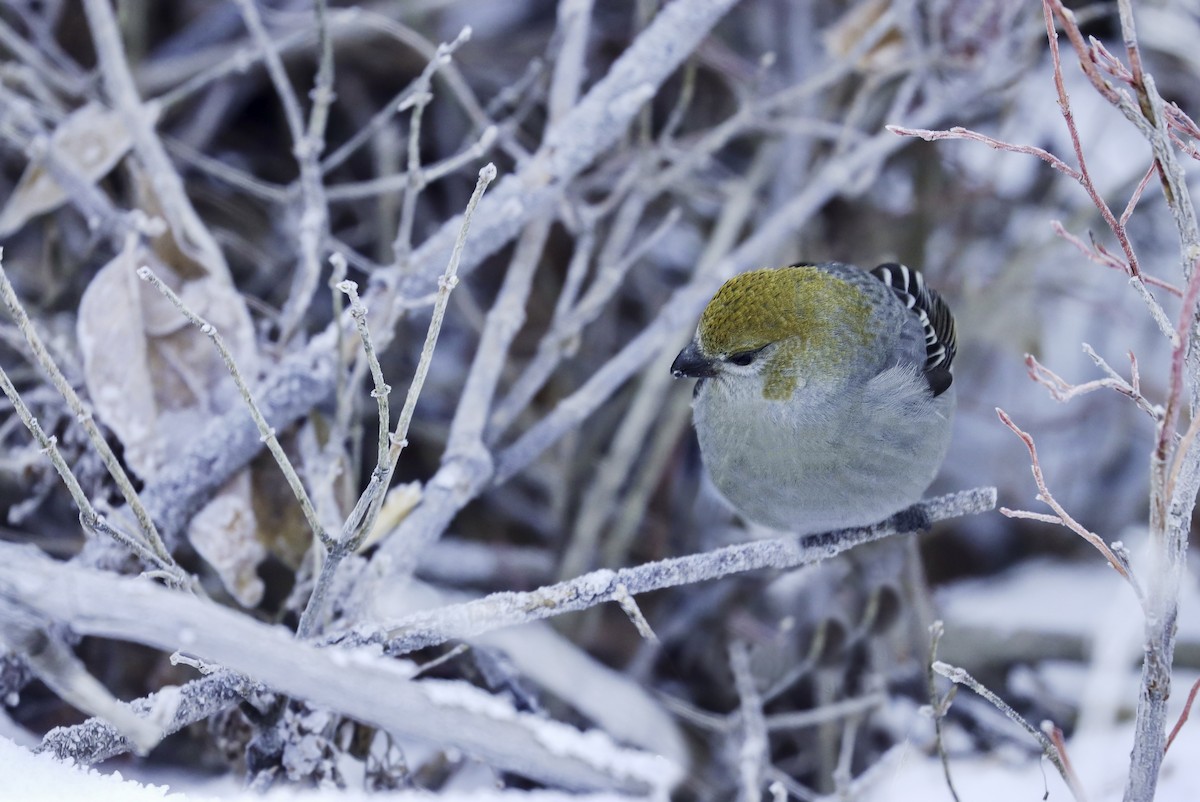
[694, 382, 954, 534]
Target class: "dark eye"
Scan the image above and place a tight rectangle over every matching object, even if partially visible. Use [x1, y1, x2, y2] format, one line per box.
[727, 347, 764, 366]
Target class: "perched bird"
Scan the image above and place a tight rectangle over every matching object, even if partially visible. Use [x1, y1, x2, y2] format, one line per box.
[671, 262, 956, 534]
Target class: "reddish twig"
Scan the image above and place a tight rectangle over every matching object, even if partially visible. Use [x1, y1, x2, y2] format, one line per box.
[1157, 264, 1200, 467]
[1120, 162, 1157, 228]
[1041, 0, 1140, 280]
[1025, 347, 1162, 421]
[1044, 722, 1088, 802]
[1049, 221, 1180, 298]
[886, 125, 1079, 180]
[1164, 676, 1200, 755]
[996, 408, 1139, 597]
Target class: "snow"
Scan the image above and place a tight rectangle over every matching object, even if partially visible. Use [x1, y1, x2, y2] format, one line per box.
[0, 737, 192, 802]
[0, 736, 644, 802]
[861, 721, 1200, 802]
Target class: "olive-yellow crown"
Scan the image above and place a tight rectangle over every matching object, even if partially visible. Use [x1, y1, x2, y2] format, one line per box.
[698, 265, 874, 356]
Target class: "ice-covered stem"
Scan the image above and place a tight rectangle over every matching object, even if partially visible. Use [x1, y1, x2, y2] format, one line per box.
[1025, 347, 1162, 422]
[0, 360, 179, 579]
[81, 0, 228, 277]
[927, 622, 961, 802]
[336, 487, 997, 655]
[39, 670, 253, 765]
[391, 27, 473, 268]
[351, 163, 494, 545]
[336, 279, 390, 472]
[932, 661, 1083, 801]
[297, 163, 496, 638]
[232, 0, 335, 343]
[729, 640, 767, 802]
[0, 254, 175, 573]
[5, 541, 672, 793]
[137, 266, 330, 553]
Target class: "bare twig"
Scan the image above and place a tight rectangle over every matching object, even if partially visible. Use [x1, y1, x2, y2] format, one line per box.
[927, 622, 961, 802]
[1164, 676, 1200, 755]
[232, 0, 334, 343]
[336, 279, 390, 474]
[351, 162, 497, 546]
[0, 255, 173, 569]
[996, 408, 1139, 594]
[136, 267, 329, 550]
[1025, 347, 1162, 421]
[933, 661, 1084, 802]
[391, 27, 473, 268]
[0, 357, 181, 580]
[297, 163, 497, 638]
[729, 641, 767, 802]
[1045, 723, 1087, 801]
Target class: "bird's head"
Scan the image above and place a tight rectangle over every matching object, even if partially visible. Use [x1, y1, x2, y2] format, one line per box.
[671, 266, 876, 400]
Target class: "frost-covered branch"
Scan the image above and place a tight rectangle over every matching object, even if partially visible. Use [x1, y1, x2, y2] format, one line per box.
[342, 488, 996, 655]
[933, 661, 1084, 802]
[0, 541, 675, 794]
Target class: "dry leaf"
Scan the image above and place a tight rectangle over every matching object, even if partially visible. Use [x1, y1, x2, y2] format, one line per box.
[0, 102, 132, 236]
[360, 482, 423, 552]
[188, 472, 265, 607]
[76, 244, 161, 475]
[78, 232, 265, 604]
[823, 0, 905, 72]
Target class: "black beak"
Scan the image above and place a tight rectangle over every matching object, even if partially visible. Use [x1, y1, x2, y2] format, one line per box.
[671, 341, 717, 379]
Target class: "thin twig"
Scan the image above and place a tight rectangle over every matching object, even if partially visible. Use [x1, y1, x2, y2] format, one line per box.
[1025, 347, 1162, 421]
[336, 280, 390, 473]
[0, 360, 180, 580]
[933, 661, 1084, 802]
[392, 27, 473, 268]
[996, 408, 1139, 595]
[296, 163, 497, 638]
[136, 266, 330, 550]
[1159, 263, 1200, 473]
[887, 125, 1079, 181]
[928, 621, 961, 802]
[764, 693, 885, 732]
[353, 162, 497, 545]
[232, 0, 334, 343]
[1045, 722, 1088, 802]
[0, 255, 172, 566]
[324, 125, 497, 202]
[1164, 676, 1200, 755]
[729, 640, 767, 802]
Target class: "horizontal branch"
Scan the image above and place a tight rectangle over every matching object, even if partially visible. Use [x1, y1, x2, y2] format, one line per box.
[0, 543, 670, 793]
[352, 488, 997, 655]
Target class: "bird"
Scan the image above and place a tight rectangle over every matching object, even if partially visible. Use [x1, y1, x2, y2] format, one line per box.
[670, 262, 956, 535]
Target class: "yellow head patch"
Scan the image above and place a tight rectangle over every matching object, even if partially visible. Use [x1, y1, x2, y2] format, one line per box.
[697, 266, 874, 399]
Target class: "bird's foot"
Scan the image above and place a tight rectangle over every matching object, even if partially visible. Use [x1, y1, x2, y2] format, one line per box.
[888, 503, 932, 533]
